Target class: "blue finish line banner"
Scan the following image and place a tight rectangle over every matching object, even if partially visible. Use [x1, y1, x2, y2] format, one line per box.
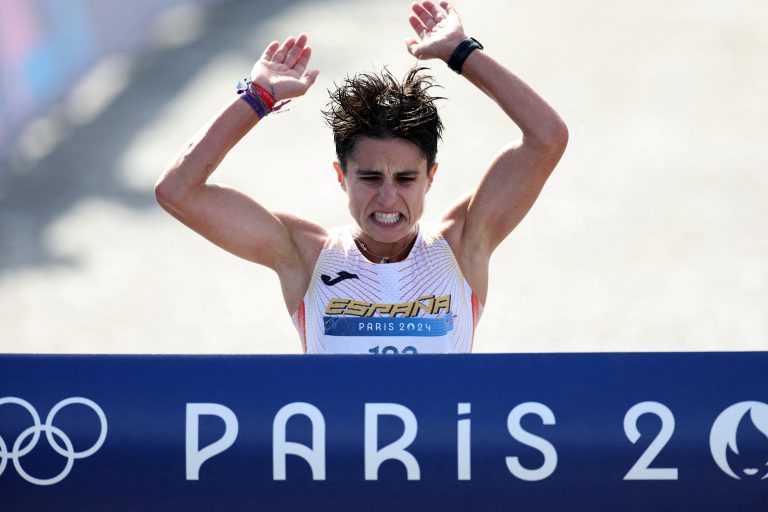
[1, 352, 766, 511]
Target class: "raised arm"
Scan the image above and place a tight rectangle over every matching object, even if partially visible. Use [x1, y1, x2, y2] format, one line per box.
[406, 1, 568, 299]
[154, 34, 324, 311]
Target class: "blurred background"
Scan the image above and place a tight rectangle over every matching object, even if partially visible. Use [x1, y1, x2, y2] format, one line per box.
[0, 0, 766, 354]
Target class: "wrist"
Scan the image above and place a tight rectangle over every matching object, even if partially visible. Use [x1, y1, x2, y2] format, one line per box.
[236, 76, 290, 119]
[447, 37, 484, 74]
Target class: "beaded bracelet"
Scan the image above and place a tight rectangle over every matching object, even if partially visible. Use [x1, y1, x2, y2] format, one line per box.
[236, 77, 292, 119]
[239, 90, 266, 118]
[248, 82, 275, 111]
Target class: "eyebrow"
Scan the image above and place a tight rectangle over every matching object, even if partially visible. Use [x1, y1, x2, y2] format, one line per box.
[355, 169, 420, 176]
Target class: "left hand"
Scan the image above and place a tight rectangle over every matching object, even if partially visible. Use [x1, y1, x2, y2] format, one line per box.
[405, 1, 467, 61]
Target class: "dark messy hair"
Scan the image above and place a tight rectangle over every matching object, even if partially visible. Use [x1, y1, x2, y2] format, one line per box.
[322, 66, 444, 174]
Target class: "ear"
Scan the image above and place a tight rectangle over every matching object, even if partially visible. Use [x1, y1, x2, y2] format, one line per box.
[426, 162, 438, 191]
[333, 161, 346, 192]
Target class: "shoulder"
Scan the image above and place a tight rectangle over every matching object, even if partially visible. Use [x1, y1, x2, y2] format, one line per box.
[322, 225, 357, 252]
[274, 211, 328, 266]
[417, 221, 448, 245]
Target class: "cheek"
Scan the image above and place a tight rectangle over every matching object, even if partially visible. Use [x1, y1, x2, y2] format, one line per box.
[347, 186, 372, 210]
[405, 188, 427, 211]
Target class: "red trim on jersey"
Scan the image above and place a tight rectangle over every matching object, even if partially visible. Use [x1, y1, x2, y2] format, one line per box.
[296, 301, 307, 353]
[470, 291, 481, 353]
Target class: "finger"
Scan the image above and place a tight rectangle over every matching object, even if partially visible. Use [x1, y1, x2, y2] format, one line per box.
[422, 0, 445, 21]
[412, 2, 436, 30]
[409, 15, 428, 38]
[439, 1, 455, 15]
[261, 40, 280, 61]
[294, 46, 312, 75]
[272, 36, 296, 62]
[285, 34, 307, 68]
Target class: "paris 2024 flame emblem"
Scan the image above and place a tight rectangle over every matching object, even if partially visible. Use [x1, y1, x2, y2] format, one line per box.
[709, 401, 768, 480]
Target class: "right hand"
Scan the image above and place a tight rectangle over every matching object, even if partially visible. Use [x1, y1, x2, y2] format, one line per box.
[250, 34, 319, 101]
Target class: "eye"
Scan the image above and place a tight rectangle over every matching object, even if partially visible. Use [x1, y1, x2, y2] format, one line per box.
[360, 176, 381, 182]
[396, 176, 416, 183]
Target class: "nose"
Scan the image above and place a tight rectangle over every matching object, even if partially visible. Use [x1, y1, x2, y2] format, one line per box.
[377, 180, 398, 206]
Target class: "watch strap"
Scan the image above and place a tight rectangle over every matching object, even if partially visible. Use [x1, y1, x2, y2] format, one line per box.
[447, 37, 484, 74]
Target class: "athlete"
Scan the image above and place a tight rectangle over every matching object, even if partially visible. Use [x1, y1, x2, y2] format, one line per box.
[155, 1, 568, 354]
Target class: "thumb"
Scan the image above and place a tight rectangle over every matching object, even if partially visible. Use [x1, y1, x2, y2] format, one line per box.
[302, 69, 320, 88]
[404, 38, 420, 57]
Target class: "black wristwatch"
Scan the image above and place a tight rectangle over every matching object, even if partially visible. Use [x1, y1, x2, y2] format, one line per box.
[447, 37, 484, 74]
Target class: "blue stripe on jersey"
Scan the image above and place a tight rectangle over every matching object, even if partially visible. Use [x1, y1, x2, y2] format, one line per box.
[323, 315, 454, 337]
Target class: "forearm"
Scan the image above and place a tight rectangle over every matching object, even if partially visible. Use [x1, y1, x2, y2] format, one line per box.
[460, 49, 568, 146]
[156, 97, 259, 204]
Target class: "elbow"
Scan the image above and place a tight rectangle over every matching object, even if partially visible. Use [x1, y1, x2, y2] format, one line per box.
[542, 120, 569, 152]
[553, 120, 569, 150]
[154, 177, 174, 209]
[154, 172, 187, 212]
[528, 120, 568, 159]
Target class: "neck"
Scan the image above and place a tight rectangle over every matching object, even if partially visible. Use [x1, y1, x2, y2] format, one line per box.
[353, 226, 419, 264]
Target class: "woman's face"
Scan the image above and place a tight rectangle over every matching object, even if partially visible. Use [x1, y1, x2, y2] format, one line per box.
[335, 136, 437, 245]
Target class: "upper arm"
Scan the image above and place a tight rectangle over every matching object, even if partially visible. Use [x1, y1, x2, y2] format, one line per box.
[440, 134, 567, 301]
[155, 181, 326, 275]
[446, 134, 567, 256]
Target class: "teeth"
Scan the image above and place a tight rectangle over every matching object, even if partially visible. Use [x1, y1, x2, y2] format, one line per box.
[374, 212, 401, 224]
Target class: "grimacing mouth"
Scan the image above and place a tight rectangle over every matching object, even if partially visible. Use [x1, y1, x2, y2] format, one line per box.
[372, 211, 403, 225]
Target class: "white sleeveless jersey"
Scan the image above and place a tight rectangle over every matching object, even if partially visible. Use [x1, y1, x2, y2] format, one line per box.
[291, 224, 483, 354]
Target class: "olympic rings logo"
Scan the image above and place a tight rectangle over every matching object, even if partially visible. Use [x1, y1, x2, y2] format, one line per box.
[0, 397, 107, 485]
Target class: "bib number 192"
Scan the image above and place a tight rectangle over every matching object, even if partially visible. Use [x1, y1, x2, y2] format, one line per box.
[369, 345, 418, 354]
